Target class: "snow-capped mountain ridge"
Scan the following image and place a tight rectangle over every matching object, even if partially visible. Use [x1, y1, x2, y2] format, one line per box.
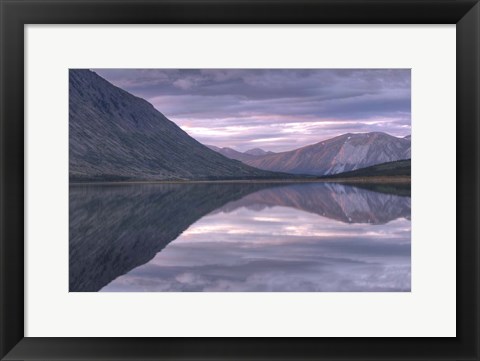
[243, 132, 411, 176]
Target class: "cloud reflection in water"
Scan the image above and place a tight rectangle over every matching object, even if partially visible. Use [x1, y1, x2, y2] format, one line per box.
[101, 185, 410, 292]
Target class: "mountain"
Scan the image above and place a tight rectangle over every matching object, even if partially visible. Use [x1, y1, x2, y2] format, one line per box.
[244, 132, 411, 176]
[244, 148, 275, 156]
[206, 145, 256, 162]
[323, 159, 411, 179]
[207, 145, 275, 162]
[69, 70, 286, 182]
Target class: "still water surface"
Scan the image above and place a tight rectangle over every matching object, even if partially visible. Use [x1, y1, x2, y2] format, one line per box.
[69, 182, 411, 292]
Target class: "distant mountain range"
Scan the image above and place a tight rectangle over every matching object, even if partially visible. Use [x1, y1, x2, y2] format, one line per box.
[69, 70, 286, 182]
[206, 145, 275, 162]
[244, 148, 275, 156]
[209, 132, 410, 176]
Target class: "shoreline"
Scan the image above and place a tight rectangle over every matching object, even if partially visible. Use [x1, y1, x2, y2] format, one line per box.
[70, 176, 411, 186]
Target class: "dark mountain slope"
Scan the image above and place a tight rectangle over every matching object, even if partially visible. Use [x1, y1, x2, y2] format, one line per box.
[323, 159, 411, 179]
[69, 70, 285, 181]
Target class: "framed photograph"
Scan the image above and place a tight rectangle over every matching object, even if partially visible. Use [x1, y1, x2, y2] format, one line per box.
[1, 0, 478, 360]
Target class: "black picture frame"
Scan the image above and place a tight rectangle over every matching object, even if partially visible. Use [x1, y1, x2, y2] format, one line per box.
[1, 0, 479, 360]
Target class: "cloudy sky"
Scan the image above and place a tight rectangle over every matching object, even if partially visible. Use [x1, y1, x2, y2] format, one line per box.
[95, 69, 411, 152]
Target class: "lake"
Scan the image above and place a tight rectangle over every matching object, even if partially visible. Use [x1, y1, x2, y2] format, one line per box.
[69, 182, 411, 292]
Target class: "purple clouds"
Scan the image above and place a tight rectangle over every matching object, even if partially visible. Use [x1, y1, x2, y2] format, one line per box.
[94, 69, 411, 152]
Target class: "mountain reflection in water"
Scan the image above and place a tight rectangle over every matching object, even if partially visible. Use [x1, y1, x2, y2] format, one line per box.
[69, 182, 411, 292]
